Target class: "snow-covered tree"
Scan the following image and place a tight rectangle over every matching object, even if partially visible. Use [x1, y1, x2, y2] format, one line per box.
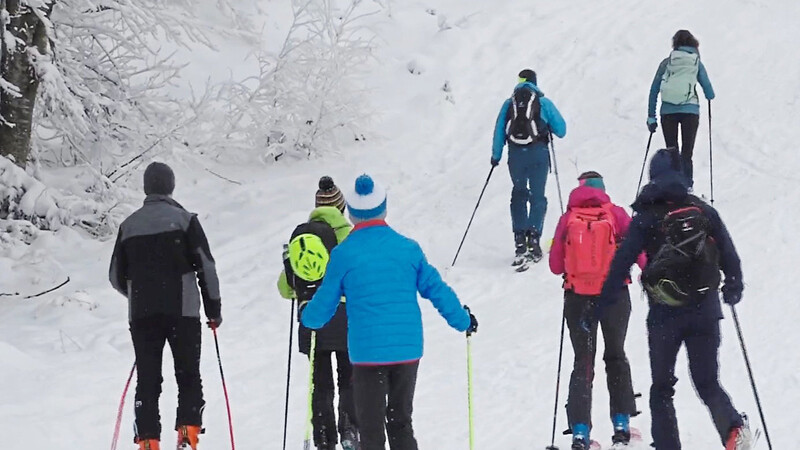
[1, 0, 378, 240]
[185, 0, 376, 163]
[0, 0, 228, 171]
[0, 0, 52, 166]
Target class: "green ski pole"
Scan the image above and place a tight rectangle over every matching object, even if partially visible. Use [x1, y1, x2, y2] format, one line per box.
[467, 333, 475, 450]
[303, 332, 317, 450]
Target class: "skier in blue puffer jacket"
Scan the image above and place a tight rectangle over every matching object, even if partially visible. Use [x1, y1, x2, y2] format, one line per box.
[491, 69, 566, 266]
[648, 30, 715, 186]
[302, 174, 478, 450]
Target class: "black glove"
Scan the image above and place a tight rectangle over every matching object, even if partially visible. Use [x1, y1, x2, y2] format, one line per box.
[647, 117, 658, 133]
[207, 316, 223, 329]
[722, 287, 742, 305]
[721, 278, 743, 305]
[464, 305, 478, 336]
[490, 157, 500, 167]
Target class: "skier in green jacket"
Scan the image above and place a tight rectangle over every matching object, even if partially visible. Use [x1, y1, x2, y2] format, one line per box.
[276, 176, 357, 450]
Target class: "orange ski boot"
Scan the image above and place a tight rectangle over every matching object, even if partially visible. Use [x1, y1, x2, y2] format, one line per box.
[136, 439, 160, 450]
[177, 425, 203, 450]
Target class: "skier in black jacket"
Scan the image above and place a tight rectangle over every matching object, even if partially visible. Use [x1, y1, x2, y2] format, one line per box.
[109, 162, 221, 450]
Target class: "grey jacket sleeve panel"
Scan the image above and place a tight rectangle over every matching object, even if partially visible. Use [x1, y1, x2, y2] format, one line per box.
[109, 228, 128, 297]
[186, 215, 221, 318]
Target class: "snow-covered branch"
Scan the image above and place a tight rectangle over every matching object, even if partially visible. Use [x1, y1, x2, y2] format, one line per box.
[184, 0, 377, 163]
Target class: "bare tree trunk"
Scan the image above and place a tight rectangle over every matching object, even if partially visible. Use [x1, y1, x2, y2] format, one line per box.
[0, 0, 49, 167]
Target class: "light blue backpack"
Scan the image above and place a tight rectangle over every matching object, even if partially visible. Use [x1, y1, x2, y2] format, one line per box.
[660, 50, 700, 105]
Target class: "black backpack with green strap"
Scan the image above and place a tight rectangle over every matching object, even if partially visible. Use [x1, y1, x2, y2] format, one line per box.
[641, 196, 721, 307]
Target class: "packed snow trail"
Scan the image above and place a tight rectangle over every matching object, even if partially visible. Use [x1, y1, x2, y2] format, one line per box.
[1, 0, 799, 449]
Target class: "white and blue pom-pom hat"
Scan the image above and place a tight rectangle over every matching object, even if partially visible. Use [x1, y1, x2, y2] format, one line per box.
[346, 174, 387, 220]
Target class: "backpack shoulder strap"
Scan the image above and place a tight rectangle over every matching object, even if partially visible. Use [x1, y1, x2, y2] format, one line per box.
[684, 194, 708, 208]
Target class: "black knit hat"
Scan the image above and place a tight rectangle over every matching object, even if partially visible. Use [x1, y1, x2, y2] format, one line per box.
[143, 162, 175, 195]
[518, 68, 537, 84]
[315, 176, 346, 213]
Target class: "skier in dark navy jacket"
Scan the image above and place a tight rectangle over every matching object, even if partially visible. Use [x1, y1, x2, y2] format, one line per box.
[597, 148, 751, 450]
[491, 69, 566, 265]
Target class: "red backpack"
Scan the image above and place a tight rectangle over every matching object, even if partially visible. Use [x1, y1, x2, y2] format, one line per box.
[563, 204, 618, 295]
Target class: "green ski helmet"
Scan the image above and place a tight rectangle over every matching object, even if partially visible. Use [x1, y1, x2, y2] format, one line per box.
[288, 233, 330, 282]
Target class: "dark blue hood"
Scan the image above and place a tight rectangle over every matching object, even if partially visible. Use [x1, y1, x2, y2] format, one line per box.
[632, 148, 690, 212]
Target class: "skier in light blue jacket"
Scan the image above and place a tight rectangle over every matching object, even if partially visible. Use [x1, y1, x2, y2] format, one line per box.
[491, 69, 566, 266]
[648, 30, 715, 186]
[302, 174, 478, 450]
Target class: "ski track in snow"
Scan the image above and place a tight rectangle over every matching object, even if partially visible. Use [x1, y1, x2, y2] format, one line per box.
[2, 0, 799, 449]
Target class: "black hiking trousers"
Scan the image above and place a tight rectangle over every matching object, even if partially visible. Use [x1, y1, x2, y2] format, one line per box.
[311, 349, 357, 447]
[564, 288, 637, 428]
[353, 361, 419, 450]
[648, 313, 742, 449]
[130, 315, 204, 440]
[661, 113, 700, 184]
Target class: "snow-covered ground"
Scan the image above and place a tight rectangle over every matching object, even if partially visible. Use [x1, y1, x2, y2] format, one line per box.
[2, 0, 798, 449]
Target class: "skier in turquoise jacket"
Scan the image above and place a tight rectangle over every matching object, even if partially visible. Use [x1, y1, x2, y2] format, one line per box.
[491, 69, 566, 266]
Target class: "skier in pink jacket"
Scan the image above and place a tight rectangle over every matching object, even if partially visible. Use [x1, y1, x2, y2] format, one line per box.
[548, 171, 645, 448]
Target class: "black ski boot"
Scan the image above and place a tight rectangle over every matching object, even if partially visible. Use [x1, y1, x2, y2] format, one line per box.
[571, 437, 591, 450]
[512, 231, 527, 266]
[316, 440, 336, 450]
[612, 429, 630, 445]
[526, 229, 543, 262]
[341, 429, 359, 450]
[340, 413, 360, 450]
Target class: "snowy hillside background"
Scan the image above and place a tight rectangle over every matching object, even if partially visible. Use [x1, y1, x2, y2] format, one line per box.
[2, 0, 799, 449]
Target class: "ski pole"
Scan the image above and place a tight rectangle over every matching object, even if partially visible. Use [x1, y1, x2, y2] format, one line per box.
[730, 305, 772, 450]
[110, 362, 136, 450]
[635, 132, 654, 198]
[303, 332, 317, 450]
[546, 307, 567, 450]
[282, 300, 296, 450]
[467, 333, 475, 450]
[212, 326, 236, 450]
[549, 134, 565, 215]
[708, 100, 714, 205]
[452, 166, 495, 266]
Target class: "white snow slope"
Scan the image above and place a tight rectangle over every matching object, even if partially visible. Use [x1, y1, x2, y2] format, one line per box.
[2, 0, 799, 449]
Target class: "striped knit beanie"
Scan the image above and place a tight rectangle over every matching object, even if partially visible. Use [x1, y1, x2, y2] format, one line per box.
[315, 176, 346, 213]
[346, 174, 387, 222]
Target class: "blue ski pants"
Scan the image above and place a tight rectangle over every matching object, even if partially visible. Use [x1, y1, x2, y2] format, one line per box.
[507, 143, 550, 235]
[647, 313, 742, 449]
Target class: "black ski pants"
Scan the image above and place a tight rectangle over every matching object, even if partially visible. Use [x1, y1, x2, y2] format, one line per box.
[648, 313, 742, 449]
[311, 350, 356, 446]
[564, 289, 636, 428]
[353, 362, 419, 450]
[130, 315, 204, 440]
[661, 113, 700, 184]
